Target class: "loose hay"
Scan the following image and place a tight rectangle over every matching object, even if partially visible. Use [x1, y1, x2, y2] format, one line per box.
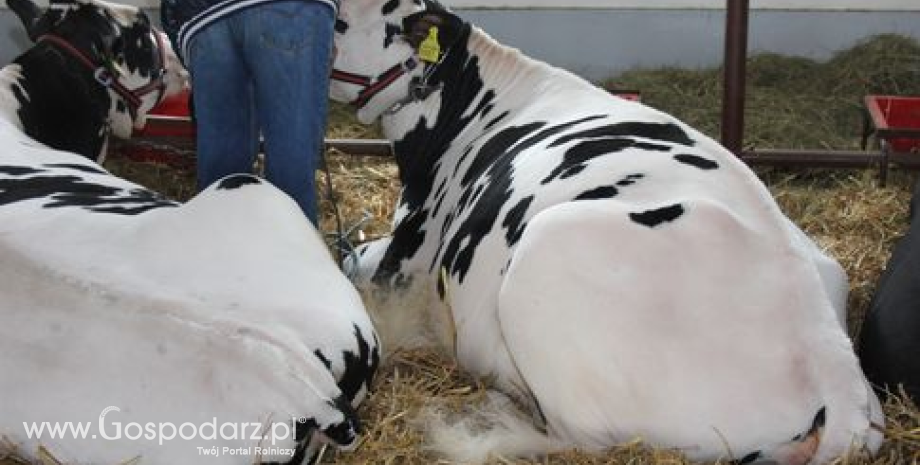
[608, 34, 920, 151]
[5, 34, 920, 464]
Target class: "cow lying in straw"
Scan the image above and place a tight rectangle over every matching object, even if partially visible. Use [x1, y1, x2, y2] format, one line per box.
[860, 180, 920, 403]
[0, 0, 378, 463]
[329, 0, 883, 463]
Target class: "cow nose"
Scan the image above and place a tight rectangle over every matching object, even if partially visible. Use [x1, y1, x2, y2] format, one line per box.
[322, 395, 360, 449]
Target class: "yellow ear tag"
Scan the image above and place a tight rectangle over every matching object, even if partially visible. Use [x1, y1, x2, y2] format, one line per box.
[418, 26, 441, 63]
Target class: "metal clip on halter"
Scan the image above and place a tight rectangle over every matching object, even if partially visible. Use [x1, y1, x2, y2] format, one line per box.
[411, 76, 443, 101]
[384, 71, 444, 116]
[93, 67, 113, 87]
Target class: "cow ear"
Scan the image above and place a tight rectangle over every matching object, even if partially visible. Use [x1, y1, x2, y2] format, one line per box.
[401, 9, 462, 50]
[7, 0, 45, 40]
[7, 0, 72, 42]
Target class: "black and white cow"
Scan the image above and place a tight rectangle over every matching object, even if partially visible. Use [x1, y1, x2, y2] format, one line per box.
[0, 1, 378, 463]
[859, 181, 920, 403]
[329, 1, 883, 463]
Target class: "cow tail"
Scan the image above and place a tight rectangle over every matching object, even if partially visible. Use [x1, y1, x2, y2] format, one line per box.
[417, 390, 563, 464]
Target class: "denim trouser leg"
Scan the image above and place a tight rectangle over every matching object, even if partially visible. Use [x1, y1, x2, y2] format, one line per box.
[186, 2, 334, 225]
[187, 21, 259, 193]
[248, 2, 334, 225]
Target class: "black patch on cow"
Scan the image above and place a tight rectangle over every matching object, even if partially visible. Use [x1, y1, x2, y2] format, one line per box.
[435, 123, 542, 277]
[484, 110, 510, 131]
[674, 153, 719, 170]
[454, 180, 475, 215]
[812, 406, 826, 429]
[380, 22, 608, 284]
[616, 173, 645, 186]
[503, 195, 533, 246]
[792, 407, 826, 441]
[440, 210, 455, 240]
[372, 207, 428, 284]
[261, 418, 317, 465]
[13, 44, 110, 160]
[471, 90, 497, 128]
[313, 350, 332, 370]
[451, 144, 475, 179]
[216, 174, 261, 190]
[629, 204, 684, 228]
[336, 325, 381, 404]
[462, 115, 605, 188]
[548, 122, 695, 149]
[561, 164, 586, 179]
[481, 102, 495, 118]
[43, 163, 107, 174]
[79, 203, 175, 215]
[0, 166, 42, 176]
[0, 173, 176, 214]
[384, 22, 402, 48]
[335, 18, 349, 33]
[430, 177, 448, 217]
[575, 185, 619, 200]
[542, 138, 636, 184]
[438, 117, 606, 281]
[381, 0, 400, 15]
[391, 24, 486, 214]
[733, 450, 762, 465]
[323, 394, 360, 444]
[469, 184, 485, 208]
[633, 141, 672, 152]
[295, 417, 316, 441]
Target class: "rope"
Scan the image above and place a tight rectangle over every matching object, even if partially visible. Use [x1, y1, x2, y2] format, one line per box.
[318, 145, 374, 273]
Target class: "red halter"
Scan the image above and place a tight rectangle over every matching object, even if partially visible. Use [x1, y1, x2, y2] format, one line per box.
[330, 57, 418, 110]
[37, 31, 168, 119]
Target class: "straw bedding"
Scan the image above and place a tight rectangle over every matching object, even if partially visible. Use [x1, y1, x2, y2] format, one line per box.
[4, 34, 920, 464]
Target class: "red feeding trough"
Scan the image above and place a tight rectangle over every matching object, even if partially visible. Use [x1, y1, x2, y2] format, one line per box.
[150, 88, 192, 118]
[863, 95, 920, 154]
[860, 95, 920, 183]
[134, 89, 195, 138]
[110, 90, 197, 171]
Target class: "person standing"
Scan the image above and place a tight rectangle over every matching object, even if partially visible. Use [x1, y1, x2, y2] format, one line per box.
[160, 0, 337, 225]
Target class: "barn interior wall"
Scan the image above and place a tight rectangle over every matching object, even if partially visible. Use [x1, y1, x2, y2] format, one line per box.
[0, 8, 918, 82]
[458, 9, 920, 81]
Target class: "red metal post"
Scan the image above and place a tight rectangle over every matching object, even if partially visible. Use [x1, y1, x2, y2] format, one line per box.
[722, 0, 749, 155]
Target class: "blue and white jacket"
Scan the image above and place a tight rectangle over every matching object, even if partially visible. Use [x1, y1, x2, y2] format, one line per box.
[160, 0, 340, 64]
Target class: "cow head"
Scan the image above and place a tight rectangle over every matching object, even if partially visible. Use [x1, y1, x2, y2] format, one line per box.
[330, 0, 464, 124]
[8, 0, 186, 140]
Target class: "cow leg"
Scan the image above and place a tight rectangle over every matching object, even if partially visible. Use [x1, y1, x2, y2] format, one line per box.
[496, 199, 880, 463]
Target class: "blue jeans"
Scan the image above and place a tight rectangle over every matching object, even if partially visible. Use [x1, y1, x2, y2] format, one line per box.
[187, 1, 334, 225]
